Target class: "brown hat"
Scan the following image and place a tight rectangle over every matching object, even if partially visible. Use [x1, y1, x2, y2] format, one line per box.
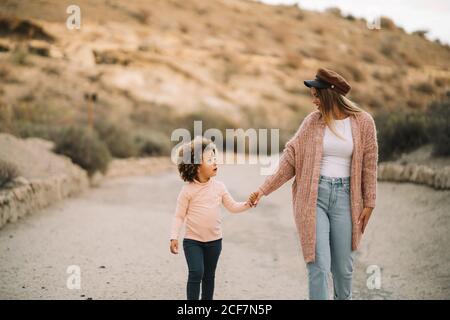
[304, 68, 351, 96]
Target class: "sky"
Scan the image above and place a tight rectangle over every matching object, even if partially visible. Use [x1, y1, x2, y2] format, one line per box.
[254, 0, 450, 45]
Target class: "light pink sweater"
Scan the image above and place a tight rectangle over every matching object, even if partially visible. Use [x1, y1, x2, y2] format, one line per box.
[170, 178, 250, 242]
[258, 110, 378, 263]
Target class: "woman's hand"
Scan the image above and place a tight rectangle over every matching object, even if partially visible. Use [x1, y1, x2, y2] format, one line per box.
[248, 190, 263, 207]
[358, 207, 374, 234]
[170, 239, 179, 254]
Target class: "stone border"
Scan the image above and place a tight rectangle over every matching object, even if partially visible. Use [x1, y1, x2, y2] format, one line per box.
[0, 172, 88, 229]
[0, 157, 172, 229]
[378, 162, 450, 190]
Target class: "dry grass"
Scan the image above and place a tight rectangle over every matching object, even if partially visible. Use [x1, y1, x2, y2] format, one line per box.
[280, 52, 303, 70]
[0, 0, 449, 151]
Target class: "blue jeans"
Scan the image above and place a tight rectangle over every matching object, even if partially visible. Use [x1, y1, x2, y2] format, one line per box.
[307, 174, 354, 300]
[183, 238, 222, 300]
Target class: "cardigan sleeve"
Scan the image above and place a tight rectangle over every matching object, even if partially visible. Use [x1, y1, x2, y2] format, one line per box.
[257, 114, 315, 196]
[258, 138, 296, 196]
[361, 115, 378, 208]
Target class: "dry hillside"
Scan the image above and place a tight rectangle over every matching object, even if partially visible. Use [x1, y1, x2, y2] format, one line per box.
[0, 0, 449, 148]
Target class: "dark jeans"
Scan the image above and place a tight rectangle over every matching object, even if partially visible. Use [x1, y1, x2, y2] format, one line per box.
[183, 238, 222, 300]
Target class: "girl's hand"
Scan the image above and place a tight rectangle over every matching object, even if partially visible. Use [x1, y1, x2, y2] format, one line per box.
[170, 239, 179, 254]
[358, 207, 374, 234]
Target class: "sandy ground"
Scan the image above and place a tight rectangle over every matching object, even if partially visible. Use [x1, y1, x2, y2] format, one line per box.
[0, 162, 449, 299]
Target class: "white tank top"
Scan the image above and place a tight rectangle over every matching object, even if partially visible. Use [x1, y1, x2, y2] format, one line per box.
[320, 117, 353, 178]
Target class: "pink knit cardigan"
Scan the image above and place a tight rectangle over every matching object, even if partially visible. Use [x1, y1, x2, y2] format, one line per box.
[258, 110, 378, 263]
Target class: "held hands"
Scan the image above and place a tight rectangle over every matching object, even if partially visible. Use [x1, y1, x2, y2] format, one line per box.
[248, 190, 263, 207]
[170, 239, 179, 254]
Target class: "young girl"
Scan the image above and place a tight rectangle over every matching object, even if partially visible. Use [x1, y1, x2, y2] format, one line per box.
[169, 137, 253, 300]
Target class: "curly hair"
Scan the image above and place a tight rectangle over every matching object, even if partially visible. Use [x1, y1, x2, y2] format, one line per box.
[177, 137, 216, 182]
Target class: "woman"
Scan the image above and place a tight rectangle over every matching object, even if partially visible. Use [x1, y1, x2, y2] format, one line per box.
[250, 68, 378, 300]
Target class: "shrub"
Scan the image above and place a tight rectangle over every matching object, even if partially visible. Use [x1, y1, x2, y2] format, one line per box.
[434, 77, 447, 87]
[427, 96, 450, 156]
[345, 14, 356, 21]
[380, 41, 396, 59]
[53, 126, 111, 176]
[13, 121, 61, 140]
[94, 120, 138, 158]
[134, 130, 171, 156]
[375, 109, 430, 161]
[361, 51, 377, 64]
[368, 97, 384, 109]
[11, 102, 65, 125]
[412, 82, 435, 95]
[0, 159, 19, 188]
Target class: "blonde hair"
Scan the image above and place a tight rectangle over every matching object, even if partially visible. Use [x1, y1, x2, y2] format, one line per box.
[315, 88, 363, 140]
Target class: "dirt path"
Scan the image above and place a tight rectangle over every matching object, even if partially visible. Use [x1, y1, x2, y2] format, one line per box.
[1, 163, 449, 299]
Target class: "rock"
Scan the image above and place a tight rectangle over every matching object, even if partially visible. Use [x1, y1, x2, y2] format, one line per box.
[0, 133, 89, 229]
[378, 163, 404, 181]
[25, 137, 55, 151]
[413, 165, 435, 186]
[13, 176, 29, 186]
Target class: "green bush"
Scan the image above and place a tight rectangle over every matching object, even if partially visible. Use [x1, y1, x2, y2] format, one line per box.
[427, 96, 450, 156]
[53, 126, 111, 176]
[94, 120, 138, 158]
[375, 109, 430, 161]
[134, 130, 171, 156]
[13, 121, 61, 141]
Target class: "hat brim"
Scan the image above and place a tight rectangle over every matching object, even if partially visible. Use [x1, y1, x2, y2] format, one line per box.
[304, 79, 331, 89]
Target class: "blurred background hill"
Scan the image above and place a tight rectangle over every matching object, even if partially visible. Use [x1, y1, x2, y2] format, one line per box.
[0, 0, 449, 175]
